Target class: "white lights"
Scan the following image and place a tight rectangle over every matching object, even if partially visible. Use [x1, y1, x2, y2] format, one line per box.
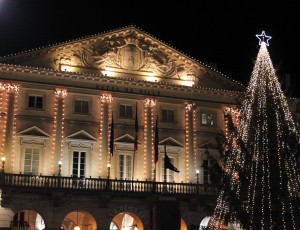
[210, 32, 300, 230]
[256, 30, 272, 46]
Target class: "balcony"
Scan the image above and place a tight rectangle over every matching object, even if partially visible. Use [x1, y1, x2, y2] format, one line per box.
[0, 173, 218, 197]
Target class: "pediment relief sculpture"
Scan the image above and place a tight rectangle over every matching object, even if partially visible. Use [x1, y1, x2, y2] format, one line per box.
[52, 34, 199, 82]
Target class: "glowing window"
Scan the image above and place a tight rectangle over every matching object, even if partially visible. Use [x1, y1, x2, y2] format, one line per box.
[201, 113, 214, 126]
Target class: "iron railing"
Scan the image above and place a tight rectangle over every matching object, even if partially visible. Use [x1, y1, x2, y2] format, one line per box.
[0, 173, 218, 195]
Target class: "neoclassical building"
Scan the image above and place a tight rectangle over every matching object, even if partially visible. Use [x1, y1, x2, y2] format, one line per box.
[0, 25, 298, 230]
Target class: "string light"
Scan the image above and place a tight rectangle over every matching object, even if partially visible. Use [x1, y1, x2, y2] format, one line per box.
[143, 98, 156, 179]
[99, 94, 113, 176]
[210, 31, 300, 230]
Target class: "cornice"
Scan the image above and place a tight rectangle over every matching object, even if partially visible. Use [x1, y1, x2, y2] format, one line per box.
[0, 63, 243, 99]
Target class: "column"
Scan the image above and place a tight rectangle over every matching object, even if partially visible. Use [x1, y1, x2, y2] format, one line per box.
[143, 98, 156, 180]
[99, 94, 112, 178]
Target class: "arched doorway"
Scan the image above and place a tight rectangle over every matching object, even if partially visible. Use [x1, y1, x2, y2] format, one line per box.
[111, 212, 143, 230]
[180, 218, 187, 230]
[62, 210, 97, 230]
[12, 210, 45, 230]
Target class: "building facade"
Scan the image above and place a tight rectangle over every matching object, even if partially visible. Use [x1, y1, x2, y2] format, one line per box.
[0, 25, 298, 230]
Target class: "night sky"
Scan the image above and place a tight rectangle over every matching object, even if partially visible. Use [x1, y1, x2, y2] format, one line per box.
[0, 0, 299, 97]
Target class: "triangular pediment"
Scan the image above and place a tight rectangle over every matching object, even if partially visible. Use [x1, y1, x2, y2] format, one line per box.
[18, 126, 49, 138]
[114, 134, 141, 144]
[199, 140, 218, 150]
[159, 137, 183, 147]
[66, 130, 97, 142]
[0, 25, 244, 92]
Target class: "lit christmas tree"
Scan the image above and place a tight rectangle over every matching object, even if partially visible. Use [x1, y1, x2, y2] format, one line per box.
[208, 31, 300, 230]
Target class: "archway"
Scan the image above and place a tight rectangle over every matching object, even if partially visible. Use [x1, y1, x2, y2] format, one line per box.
[111, 212, 143, 230]
[180, 218, 187, 230]
[12, 210, 45, 230]
[62, 210, 97, 230]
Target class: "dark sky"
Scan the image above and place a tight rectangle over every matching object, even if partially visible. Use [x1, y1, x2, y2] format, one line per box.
[0, 0, 299, 97]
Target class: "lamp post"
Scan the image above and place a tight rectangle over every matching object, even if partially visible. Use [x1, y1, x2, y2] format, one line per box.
[58, 161, 62, 176]
[1, 156, 5, 173]
[196, 169, 199, 184]
[107, 162, 111, 179]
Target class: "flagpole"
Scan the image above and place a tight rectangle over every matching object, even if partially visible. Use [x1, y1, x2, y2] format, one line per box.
[132, 149, 135, 181]
[162, 145, 168, 193]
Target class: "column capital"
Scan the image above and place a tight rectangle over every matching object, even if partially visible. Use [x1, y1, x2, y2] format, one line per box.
[143, 98, 156, 107]
[55, 88, 67, 98]
[100, 94, 113, 103]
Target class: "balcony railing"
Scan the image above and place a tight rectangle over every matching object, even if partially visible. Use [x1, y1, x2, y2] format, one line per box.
[0, 173, 218, 196]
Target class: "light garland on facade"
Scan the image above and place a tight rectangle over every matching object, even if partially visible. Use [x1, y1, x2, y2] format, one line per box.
[0, 83, 19, 171]
[193, 108, 197, 182]
[185, 103, 193, 182]
[100, 94, 113, 177]
[51, 88, 67, 175]
[0, 87, 7, 167]
[9, 85, 20, 173]
[56, 89, 67, 174]
[143, 98, 156, 179]
[107, 100, 113, 175]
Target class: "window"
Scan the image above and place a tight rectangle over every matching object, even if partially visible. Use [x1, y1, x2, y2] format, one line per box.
[28, 96, 43, 109]
[119, 104, 133, 118]
[162, 157, 175, 182]
[24, 148, 39, 175]
[74, 99, 89, 114]
[162, 109, 175, 122]
[72, 151, 86, 178]
[201, 113, 214, 125]
[118, 153, 133, 180]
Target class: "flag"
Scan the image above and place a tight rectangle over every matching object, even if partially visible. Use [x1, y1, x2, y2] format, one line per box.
[134, 103, 138, 151]
[154, 115, 159, 164]
[164, 146, 180, 173]
[109, 113, 114, 156]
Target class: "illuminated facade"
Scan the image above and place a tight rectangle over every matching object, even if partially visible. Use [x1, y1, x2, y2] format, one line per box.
[0, 26, 298, 230]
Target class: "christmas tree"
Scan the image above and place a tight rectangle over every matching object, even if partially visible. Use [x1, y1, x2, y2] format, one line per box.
[209, 31, 300, 230]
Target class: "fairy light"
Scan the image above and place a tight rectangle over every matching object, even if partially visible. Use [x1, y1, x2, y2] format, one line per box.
[8, 84, 20, 172]
[143, 98, 156, 179]
[193, 107, 197, 182]
[100, 94, 113, 177]
[210, 31, 300, 230]
[185, 103, 193, 182]
[0, 85, 7, 167]
[143, 101, 148, 179]
[55, 88, 67, 175]
[0, 83, 19, 171]
[51, 89, 60, 174]
[108, 102, 112, 172]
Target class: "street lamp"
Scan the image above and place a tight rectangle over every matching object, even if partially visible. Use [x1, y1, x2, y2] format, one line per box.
[196, 169, 200, 184]
[1, 156, 5, 172]
[107, 162, 111, 179]
[58, 161, 62, 176]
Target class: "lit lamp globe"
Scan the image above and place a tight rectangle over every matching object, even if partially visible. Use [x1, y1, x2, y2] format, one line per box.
[74, 226, 80, 230]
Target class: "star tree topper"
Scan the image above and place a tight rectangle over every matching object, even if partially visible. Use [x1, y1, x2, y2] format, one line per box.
[256, 30, 272, 46]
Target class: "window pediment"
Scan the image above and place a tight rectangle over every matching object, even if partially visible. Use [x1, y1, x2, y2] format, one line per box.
[66, 130, 96, 149]
[159, 137, 183, 154]
[114, 134, 141, 151]
[18, 126, 50, 146]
